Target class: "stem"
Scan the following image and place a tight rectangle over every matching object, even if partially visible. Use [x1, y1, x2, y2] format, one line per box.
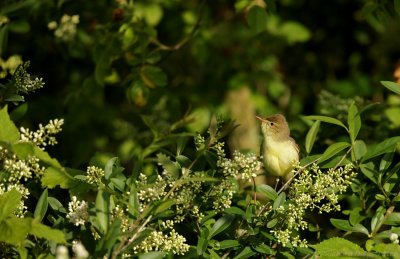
[370, 205, 395, 237]
[112, 215, 153, 258]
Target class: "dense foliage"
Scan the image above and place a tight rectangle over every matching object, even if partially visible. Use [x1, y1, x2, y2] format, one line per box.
[1, 0, 400, 258]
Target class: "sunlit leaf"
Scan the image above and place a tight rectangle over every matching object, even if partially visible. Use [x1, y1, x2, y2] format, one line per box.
[209, 214, 235, 238]
[381, 81, 400, 94]
[233, 246, 256, 259]
[256, 184, 278, 200]
[348, 102, 361, 142]
[33, 189, 48, 222]
[0, 189, 21, 221]
[96, 189, 110, 233]
[0, 105, 20, 143]
[362, 137, 400, 162]
[330, 219, 369, 236]
[30, 219, 66, 243]
[303, 115, 348, 131]
[318, 142, 351, 164]
[305, 120, 320, 154]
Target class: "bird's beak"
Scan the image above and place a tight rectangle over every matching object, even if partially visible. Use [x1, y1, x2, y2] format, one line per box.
[256, 115, 268, 123]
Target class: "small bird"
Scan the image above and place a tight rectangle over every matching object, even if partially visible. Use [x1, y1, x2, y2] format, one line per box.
[256, 114, 299, 182]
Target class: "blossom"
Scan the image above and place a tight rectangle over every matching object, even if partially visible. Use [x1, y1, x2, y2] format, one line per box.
[48, 14, 80, 42]
[66, 196, 89, 226]
[20, 119, 64, 148]
[85, 166, 104, 185]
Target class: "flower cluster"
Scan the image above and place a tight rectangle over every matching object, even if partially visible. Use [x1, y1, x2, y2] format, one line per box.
[267, 163, 356, 248]
[11, 62, 44, 97]
[136, 173, 168, 212]
[48, 14, 80, 42]
[133, 229, 189, 255]
[66, 196, 89, 226]
[218, 150, 262, 181]
[20, 119, 64, 149]
[194, 133, 206, 150]
[72, 241, 89, 259]
[85, 166, 104, 185]
[0, 146, 44, 216]
[0, 55, 23, 78]
[390, 233, 399, 244]
[112, 204, 130, 233]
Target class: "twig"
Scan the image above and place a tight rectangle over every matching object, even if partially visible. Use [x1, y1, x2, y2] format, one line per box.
[112, 215, 153, 258]
[150, 0, 206, 52]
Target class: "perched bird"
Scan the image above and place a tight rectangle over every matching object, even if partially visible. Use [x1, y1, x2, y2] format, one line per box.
[256, 114, 299, 182]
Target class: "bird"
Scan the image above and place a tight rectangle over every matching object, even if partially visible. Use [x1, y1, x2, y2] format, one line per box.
[256, 114, 299, 182]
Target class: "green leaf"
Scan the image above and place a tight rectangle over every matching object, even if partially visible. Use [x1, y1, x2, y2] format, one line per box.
[157, 153, 180, 179]
[395, 0, 400, 14]
[12, 142, 34, 160]
[98, 219, 121, 254]
[256, 184, 278, 200]
[224, 206, 245, 216]
[197, 228, 209, 255]
[10, 103, 28, 121]
[280, 21, 311, 44]
[348, 102, 361, 142]
[360, 164, 378, 184]
[33, 146, 63, 168]
[104, 157, 118, 180]
[48, 197, 66, 213]
[233, 246, 256, 259]
[110, 177, 125, 191]
[209, 249, 221, 259]
[41, 167, 73, 189]
[349, 207, 366, 226]
[373, 243, 400, 258]
[353, 140, 367, 161]
[362, 137, 400, 161]
[179, 176, 218, 184]
[138, 252, 166, 259]
[0, 189, 22, 221]
[128, 181, 140, 218]
[96, 189, 110, 233]
[219, 240, 240, 249]
[303, 115, 348, 131]
[0, 105, 20, 143]
[305, 120, 320, 154]
[30, 219, 66, 243]
[153, 199, 175, 215]
[254, 243, 275, 255]
[318, 142, 351, 164]
[0, 0, 35, 15]
[266, 218, 278, 228]
[330, 219, 369, 236]
[8, 20, 30, 34]
[247, 6, 267, 34]
[0, 217, 30, 245]
[209, 214, 235, 238]
[140, 65, 167, 88]
[381, 81, 400, 94]
[371, 206, 385, 233]
[34, 189, 48, 222]
[379, 150, 395, 172]
[312, 237, 369, 258]
[384, 212, 400, 225]
[273, 192, 286, 210]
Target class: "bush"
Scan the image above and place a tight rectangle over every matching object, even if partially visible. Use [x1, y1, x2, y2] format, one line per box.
[1, 0, 400, 258]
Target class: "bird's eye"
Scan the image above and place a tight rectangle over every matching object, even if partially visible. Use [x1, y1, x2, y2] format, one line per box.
[270, 122, 274, 126]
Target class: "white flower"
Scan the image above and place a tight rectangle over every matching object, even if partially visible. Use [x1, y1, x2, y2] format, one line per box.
[72, 241, 89, 259]
[66, 196, 89, 226]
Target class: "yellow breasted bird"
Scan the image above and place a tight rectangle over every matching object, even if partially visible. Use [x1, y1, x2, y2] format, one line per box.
[256, 114, 299, 182]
